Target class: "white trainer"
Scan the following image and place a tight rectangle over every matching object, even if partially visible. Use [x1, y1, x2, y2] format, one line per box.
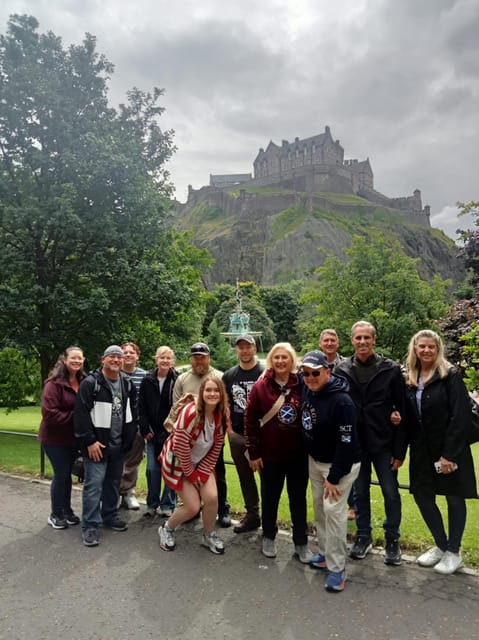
[433, 551, 463, 575]
[123, 494, 140, 510]
[201, 531, 225, 555]
[294, 544, 314, 564]
[158, 523, 176, 551]
[417, 546, 445, 567]
[262, 537, 277, 558]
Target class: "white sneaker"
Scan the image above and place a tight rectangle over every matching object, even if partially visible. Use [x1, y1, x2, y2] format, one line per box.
[201, 531, 225, 555]
[433, 551, 463, 575]
[123, 494, 140, 510]
[294, 544, 314, 564]
[158, 523, 176, 551]
[262, 537, 277, 558]
[417, 546, 445, 567]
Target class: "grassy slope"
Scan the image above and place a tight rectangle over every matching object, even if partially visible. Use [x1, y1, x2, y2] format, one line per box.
[2, 407, 479, 565]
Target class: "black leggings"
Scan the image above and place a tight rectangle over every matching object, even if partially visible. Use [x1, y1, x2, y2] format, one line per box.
[413, 491, 466, 553]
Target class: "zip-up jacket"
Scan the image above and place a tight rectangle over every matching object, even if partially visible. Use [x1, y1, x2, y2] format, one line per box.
[301, 374, 361, 484]
[139, 367, 178, 438]
[74, 368, 137, 454]
[334, 354, 407, 459]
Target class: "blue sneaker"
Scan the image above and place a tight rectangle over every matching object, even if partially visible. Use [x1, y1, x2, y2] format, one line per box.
[325, 570, 346, 592]
[310, 553, 327, 570]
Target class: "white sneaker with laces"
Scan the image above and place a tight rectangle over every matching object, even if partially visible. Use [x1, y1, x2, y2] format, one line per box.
[123, 493, 140, 510]
[294, 544, 314, 564]
[262, 537, 277, 558]
[158, 523, 176, 551]
[201, 531, 225, 555]
[433, 551, 463, 575]
[417, 546, 445, 567]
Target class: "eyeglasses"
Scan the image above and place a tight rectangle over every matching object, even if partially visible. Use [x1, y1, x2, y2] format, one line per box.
[302, 370, 322, 378]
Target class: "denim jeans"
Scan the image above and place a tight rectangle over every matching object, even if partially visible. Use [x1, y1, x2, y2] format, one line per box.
[354, 450, 402, 540]
[260, 455, 309, 545]
[82, 450, 125, 529]
[43, 444, 78, 517]
[145, 440, 176, 511]
[215, 445, 230, 516]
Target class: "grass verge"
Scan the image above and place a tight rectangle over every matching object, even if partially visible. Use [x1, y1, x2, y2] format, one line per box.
[2, 407, 479, 565]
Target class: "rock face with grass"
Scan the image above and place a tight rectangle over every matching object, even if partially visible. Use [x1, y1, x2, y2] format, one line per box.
[173, 186, 464, 287]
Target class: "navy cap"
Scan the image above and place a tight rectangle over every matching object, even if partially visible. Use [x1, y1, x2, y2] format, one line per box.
[301, 350, 329, 369]
[190, 342, 210, 356]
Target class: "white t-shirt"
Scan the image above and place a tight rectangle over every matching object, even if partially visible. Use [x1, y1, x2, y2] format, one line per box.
[191, 416, 215, 465]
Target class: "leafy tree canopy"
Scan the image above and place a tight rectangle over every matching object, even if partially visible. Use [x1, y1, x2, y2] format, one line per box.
[299, 232, 451, 361]
[0, 15, 210, 381]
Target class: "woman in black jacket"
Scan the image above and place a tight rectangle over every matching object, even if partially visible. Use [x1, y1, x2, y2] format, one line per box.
[405, 329, 477, 575]
[139, 346, 178, 517]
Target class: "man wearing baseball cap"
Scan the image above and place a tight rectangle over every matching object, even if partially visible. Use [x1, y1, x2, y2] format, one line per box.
[300, 350, 361, 592]
[74, 345, 138, 547]
[172, 342, 231, 526]
[223, 334, 263, 533]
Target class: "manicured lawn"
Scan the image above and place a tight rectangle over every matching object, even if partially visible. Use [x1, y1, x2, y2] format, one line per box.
[2, 406, 479, 565]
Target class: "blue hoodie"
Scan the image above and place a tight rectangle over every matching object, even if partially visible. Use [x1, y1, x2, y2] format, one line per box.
[301, 374, 361, 484]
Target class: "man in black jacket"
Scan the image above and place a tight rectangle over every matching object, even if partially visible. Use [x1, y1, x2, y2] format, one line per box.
[334, 321, 407, 566]
[74, 345, 138, 547]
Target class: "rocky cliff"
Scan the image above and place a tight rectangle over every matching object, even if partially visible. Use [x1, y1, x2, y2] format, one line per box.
[173, 186, 464, 288]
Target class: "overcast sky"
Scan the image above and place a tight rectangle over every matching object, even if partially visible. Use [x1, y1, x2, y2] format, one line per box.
[2, 0, 478, 237]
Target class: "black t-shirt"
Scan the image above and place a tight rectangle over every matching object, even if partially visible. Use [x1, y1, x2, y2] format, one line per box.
[222, 363, 263, 434]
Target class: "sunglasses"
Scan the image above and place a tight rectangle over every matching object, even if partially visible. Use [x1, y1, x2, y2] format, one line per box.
[302, 370, 322, 378]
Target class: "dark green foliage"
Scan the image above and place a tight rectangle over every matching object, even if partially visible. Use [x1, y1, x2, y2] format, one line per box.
[260, 282, 303, 348]
[0, 348, 39, 411]
[0, 15, 209, 381]
[299, 233, 450, 361]
[206, 320, 237, 371]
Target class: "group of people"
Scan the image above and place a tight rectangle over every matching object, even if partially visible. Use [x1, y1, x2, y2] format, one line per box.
[39, 322, 477, 593]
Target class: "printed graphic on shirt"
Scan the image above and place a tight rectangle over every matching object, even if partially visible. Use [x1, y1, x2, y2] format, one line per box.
[231, 381, 256, 413]
[111, 390, 122, 418]
[302, 406, 316, 431]
[339, 424, 352, 443]
[279, 403, 297, 425]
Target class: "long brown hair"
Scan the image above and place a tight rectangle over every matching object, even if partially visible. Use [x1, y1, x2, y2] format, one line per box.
[195, 375, 228, 433]
[45, 346, 86, 383]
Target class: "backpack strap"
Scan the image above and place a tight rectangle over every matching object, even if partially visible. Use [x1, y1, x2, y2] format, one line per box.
[259, 388, 290, 427]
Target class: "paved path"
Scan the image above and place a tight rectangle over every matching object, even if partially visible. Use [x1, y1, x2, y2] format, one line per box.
[1, 473, 478, 640]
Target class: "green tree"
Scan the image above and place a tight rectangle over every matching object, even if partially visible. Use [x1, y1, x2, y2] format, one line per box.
[440, 200, 479, 372]
[299, 233, 450, 361]
[0, 15, 209, 381]
[206, 320, 237, 371]
[260, 281, 303, 348]
[0, 347, 33, 410]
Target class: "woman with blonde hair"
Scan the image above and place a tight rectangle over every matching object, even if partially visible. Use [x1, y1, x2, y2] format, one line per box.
[139, 345, 178, 517]
[244, 342, 312, 563]
[159, 375, 229, 554]
[405, 329, 477, 575]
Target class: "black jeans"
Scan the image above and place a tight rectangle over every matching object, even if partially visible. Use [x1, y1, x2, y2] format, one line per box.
[260, 456, 309, 545]
[414, 491, 467, 553]
[228, 431, 259, 517]
[43, 444, 79, 517]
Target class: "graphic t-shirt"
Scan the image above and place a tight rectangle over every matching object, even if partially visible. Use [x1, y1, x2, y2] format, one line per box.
[106, 377, 123, 449]
[223, 363, 263, 434]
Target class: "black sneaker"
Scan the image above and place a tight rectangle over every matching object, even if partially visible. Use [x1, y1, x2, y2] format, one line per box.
[384, 538, 402, 566]
[349, 536, 372, 559]
[64, 512, 80, 526]
[218, 512, 232, 528]
[104, 517, 128, 532]
[47, 514, 68, 529]
[82, 528, 99, 547]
